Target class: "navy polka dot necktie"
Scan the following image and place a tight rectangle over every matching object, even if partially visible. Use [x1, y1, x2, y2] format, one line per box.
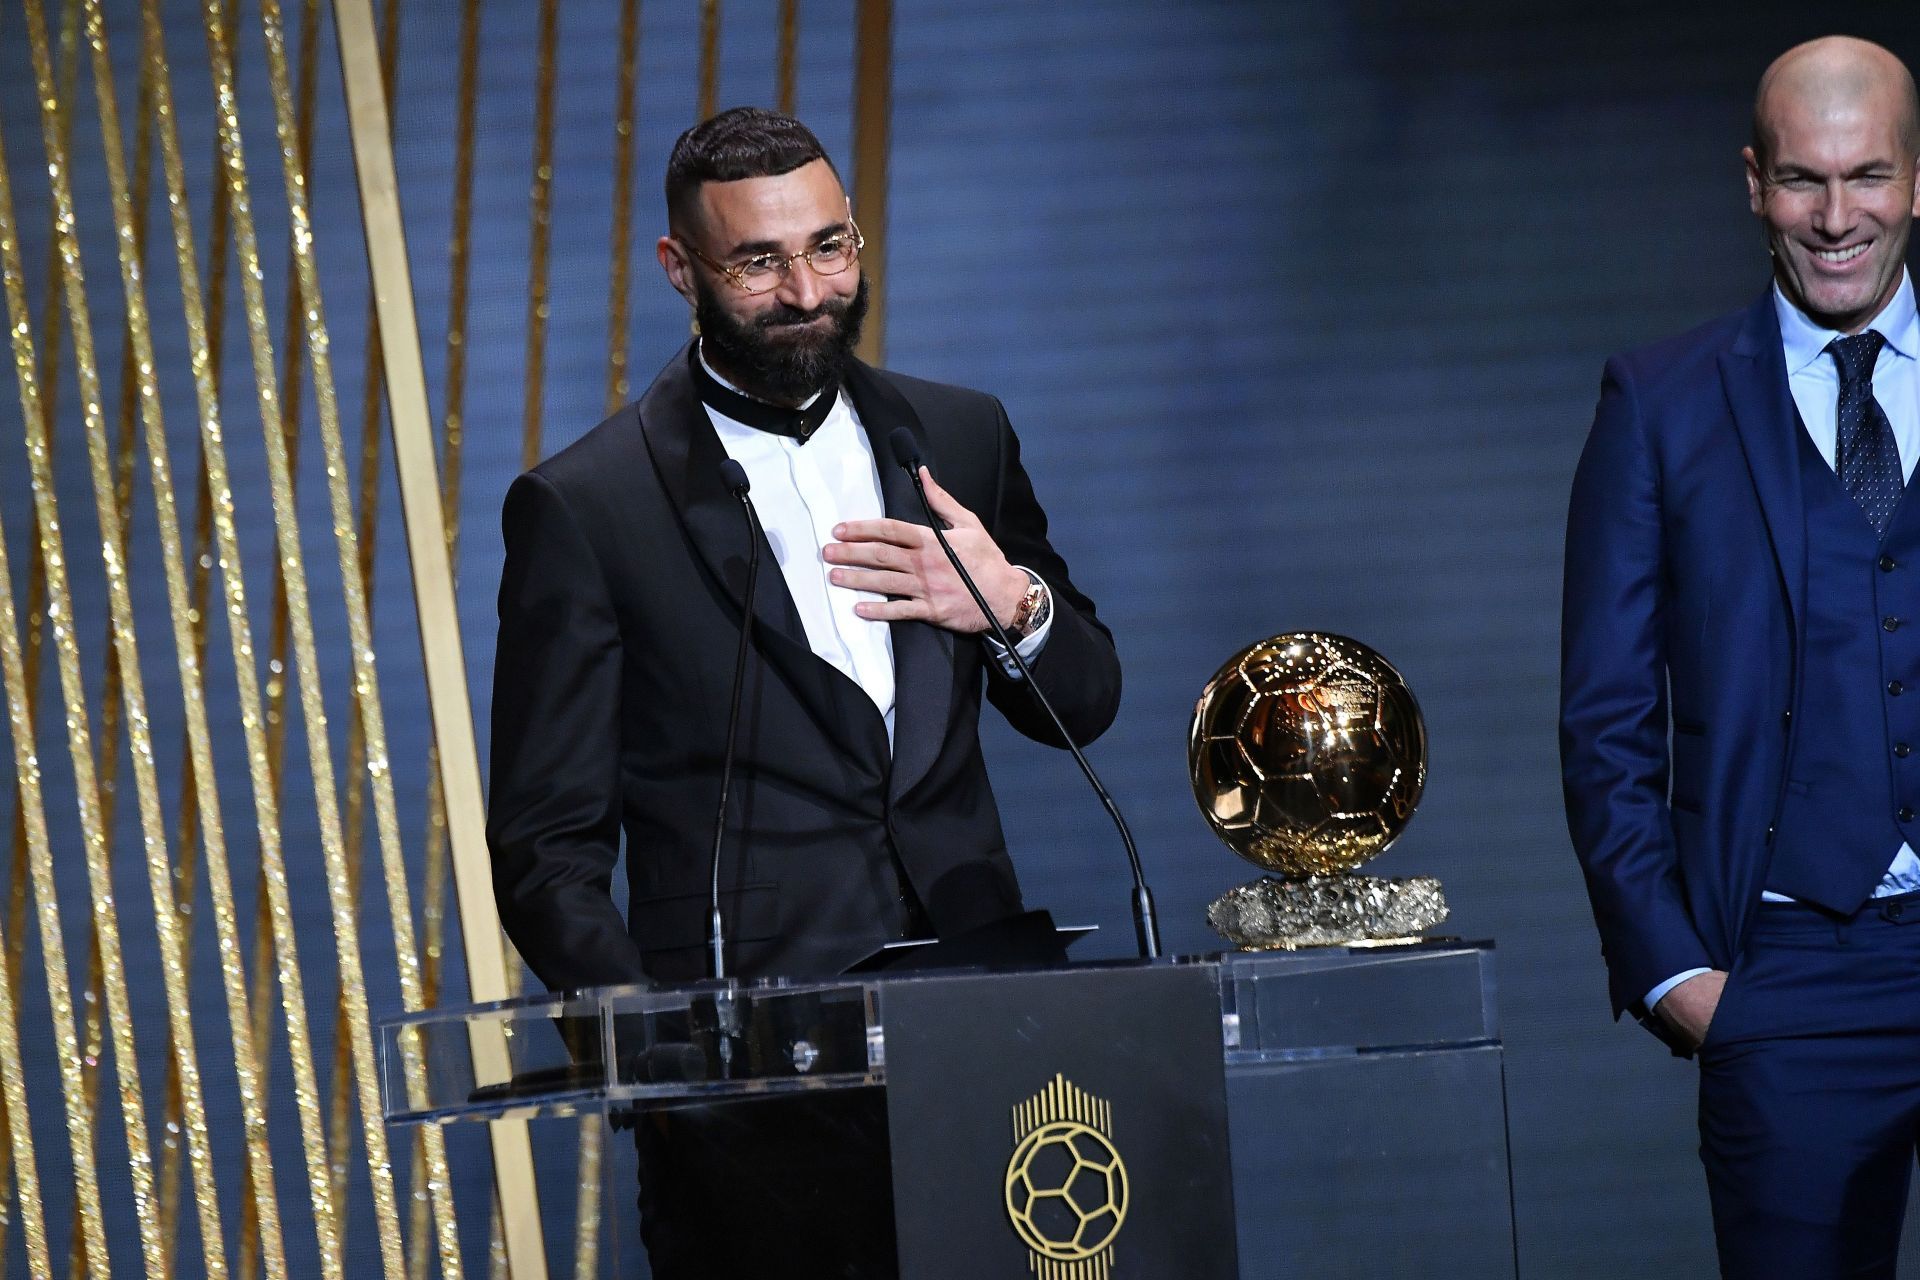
[1829, 331, 1905, 537]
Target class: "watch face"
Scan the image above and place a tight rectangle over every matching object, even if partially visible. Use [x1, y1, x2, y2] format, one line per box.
[1015, 580, 1047, 638]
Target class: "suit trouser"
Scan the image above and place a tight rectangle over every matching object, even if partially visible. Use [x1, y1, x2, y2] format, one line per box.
[633, 1086, 898, 1280]
[1697, 889, 1920, 1280]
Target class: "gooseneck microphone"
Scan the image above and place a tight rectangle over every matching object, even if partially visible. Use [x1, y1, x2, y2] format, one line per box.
[885, 427, 1161, 960]
[710, 458, 762, 981]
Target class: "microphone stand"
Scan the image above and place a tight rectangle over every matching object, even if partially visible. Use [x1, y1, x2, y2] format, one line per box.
[887, 429, 1160, 959]
[710, 459, 761, 1069]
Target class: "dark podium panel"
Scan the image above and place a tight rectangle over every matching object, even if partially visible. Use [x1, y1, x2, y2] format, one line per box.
[384, 942, 1512, 1279]
[883, 965, 1237, 1279]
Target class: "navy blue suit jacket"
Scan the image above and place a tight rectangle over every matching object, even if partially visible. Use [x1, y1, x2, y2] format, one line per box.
[1562, 292, 1807, 1023]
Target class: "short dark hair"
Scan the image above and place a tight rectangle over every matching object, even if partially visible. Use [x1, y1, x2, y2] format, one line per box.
[665, 107, 836, 232]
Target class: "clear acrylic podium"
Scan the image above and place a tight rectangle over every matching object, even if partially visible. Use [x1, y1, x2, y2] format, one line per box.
[384, 941, 1515, 1279]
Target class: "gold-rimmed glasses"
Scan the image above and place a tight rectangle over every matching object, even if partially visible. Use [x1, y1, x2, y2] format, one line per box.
[681, 220, 864, 295]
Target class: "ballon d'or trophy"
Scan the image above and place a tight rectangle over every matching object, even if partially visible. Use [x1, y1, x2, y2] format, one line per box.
[1189, 632, 1448, 949]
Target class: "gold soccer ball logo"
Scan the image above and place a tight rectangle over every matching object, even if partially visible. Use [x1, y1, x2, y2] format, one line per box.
[1005, 1075, 1129, 1274]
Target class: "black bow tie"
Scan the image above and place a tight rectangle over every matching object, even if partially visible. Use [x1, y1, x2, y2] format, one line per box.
[690, 346, 839, 442]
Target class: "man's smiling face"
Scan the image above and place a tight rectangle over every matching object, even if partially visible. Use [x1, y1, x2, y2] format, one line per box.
[1745, 64, 1920, 334]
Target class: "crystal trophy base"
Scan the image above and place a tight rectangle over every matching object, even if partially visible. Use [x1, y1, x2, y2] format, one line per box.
[1207, 873, 1449, 950]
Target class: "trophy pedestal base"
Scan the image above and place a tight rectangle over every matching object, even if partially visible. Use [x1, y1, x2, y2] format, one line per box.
[1222, 943, 1512, 1279]
[1207, 874, 1449, 950]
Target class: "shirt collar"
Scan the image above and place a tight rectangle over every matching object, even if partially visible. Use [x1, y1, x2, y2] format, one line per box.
[1775, 269, 1919, 376]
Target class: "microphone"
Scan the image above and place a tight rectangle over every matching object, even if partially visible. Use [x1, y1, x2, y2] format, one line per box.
[710, 458, 761, 983]
[885, 428, 1161, 960]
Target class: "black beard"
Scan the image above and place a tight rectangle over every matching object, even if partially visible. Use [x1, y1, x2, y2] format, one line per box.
[696, 274, 868, 405]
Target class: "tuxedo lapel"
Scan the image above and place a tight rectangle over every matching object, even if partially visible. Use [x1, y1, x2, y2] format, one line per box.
[638, 344, 810, 649]
[1720, 293, 1806, 633]
[639, 345, 890, 766]
[843, 361, 957, 801]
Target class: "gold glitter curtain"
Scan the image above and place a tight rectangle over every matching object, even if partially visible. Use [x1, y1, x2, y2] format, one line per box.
[0, 2, 895, 1276]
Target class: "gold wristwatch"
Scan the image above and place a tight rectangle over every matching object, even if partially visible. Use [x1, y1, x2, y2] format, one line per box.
[1007, 569, 1050, 640]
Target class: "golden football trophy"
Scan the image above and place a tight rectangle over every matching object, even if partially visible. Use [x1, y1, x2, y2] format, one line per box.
[1189, 632, 1448, 949]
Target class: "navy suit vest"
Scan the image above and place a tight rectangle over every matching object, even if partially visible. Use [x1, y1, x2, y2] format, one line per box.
[1767, 426, 1920, 910]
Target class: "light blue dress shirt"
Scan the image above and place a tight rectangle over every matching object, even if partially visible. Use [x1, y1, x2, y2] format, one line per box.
[1646, 274, 1920, 1013]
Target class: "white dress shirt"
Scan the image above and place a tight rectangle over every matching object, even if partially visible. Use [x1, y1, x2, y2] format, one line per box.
[697, 346, 1050, 747]
[1646, 275, 1920, 1012]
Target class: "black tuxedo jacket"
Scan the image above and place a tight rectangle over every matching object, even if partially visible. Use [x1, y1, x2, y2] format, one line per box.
[487, 345, 1122, 989]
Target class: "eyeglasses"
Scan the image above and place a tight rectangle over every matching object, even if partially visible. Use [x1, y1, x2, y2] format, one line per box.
[681, 222, 864, 295]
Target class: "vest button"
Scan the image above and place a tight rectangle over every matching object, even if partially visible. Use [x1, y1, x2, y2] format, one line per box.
[1888, 617, 1904, 632]
[1898, 743, 1913, 758]
[1882, 556, 1900, 572]
[1901, 807, 1915, 823]
[1782, 709, 1793, 731]
[1892, 680, 1907, 697]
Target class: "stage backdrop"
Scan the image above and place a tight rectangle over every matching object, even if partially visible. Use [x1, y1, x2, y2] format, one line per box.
[5, 1, 1920, 1277]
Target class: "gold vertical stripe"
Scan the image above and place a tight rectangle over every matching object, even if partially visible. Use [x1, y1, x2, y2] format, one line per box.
[0, 34, 64, 1219]
[192, 0, 357, 1270]
[0, 910, 50, 1279]
[776, 0, 798, 115]
[440, 0, 480, 548]
[107, 36, 196, 1277]
[331, 0, 402, 1237]
[698, 0, 721, 120]
[247, 0, 302, 1252]
[605, 0, 640, 415]
[522, 0, 560, 470]
[411, 2, 480, 1271]
[254, 6, 309, 1224]
[261, 0, 317, 1165]
[327, 0, 547, 1272]
[850, 0, 891, 366]
[571, 1119, 602, 1280]
[221, 0, 282, 1260]
[0, 0, 77, 1271]
[272, 0, 320, 576]
[50, 12, 110, 1280]
[259, 25, 321, 1115]
[0, 372, 61, 1280]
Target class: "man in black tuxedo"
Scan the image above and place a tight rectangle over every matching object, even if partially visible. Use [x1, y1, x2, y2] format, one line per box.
[486, 107, 1120, 1277]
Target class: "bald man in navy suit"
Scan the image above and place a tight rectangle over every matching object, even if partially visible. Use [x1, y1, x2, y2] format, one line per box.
[1562, 36, 1920, 1279]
